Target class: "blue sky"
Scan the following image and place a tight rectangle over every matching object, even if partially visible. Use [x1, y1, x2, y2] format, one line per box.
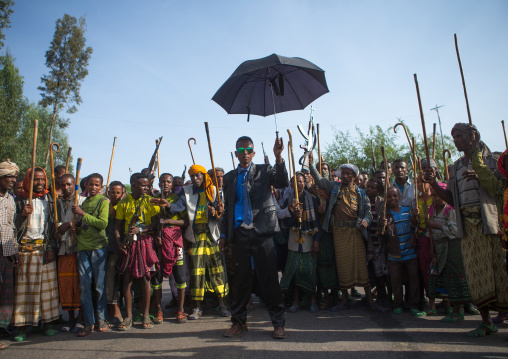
[5, 0, 508, 184]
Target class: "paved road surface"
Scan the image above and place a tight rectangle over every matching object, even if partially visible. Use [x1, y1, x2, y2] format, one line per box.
[3, 284, 508, 359]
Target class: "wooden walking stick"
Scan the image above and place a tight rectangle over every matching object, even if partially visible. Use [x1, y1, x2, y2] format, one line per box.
[204, 122, 222, 207]
[49, 142, 60, 225]
[432, 123, 437, 159]
[64, 147, 72, 174]
[380, 145, 389, 235]
[188, 138, 196, 165]
[27, 119, 39, 229]
[287, 129, 301, 224]
[442, 149, 451, 182]
[411, 137, 419, 205]
[454, 34, 472, 125]
[414, 74, 431, 167]
[502, 121, 508, 149]
[155, 138, 161, 179]
[230, 152, 236, 170]
[317, 123, 322, 176]
[394, 122, 414, 153]
[105, 137, 117, 194]
[71, 158, 82, 245]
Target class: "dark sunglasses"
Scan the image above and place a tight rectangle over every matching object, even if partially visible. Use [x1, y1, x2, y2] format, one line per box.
[237, 147, 253, 154]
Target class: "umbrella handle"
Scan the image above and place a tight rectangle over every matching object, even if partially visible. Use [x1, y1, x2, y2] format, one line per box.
[275, 131, 283, 149]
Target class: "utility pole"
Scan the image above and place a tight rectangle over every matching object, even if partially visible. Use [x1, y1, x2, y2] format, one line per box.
[430, 105, 445, 149]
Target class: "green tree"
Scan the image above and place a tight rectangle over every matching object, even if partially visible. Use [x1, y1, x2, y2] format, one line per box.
[0, 0, 14, 50]
[0, 51, 28, 161]
[38, 14, 93, 167]
[322, 122, 459, 176]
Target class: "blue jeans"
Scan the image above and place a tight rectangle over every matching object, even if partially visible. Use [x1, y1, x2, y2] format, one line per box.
[77, 248, 108, 326]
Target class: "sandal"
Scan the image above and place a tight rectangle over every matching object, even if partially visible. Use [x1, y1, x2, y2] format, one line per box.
[410, 309, 427, 318]
[464, 303, 480, 315]
[132, 313, 144, 323]
[152, 311, 164, 324]
[425, 309, 438, 316]
[98, 321, 109, 332]
[142, 317, 153, 329]
[117, 318, 132, 331]
[0, 342, 9, 350]
[441, 313, 464, 323]
[77, 325, 93, 337]
[176, 311, 188, 324]
[108, 317, 123, 328]
[467, 323, 498, 337]
[14, 329, 26, 342]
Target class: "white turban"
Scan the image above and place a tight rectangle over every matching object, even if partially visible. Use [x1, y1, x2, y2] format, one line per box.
[0, 161, 19, 177]
[339, 164, 359, 177]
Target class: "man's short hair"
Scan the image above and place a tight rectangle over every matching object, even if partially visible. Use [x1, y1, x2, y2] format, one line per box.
[360, 171, 369, 176]
[236, 136, 254, 148]
[214, 167, 224, 174]
[374, 169, 386, 176]
[159, 173, 173, 181]
[54, 165, 66, 174]
[60, 173, 75, 183]
[87, 173, 104, 185]
[130, 172, 148, 185]
[392, 158, 407, 167]
[109, 180, 123, 189]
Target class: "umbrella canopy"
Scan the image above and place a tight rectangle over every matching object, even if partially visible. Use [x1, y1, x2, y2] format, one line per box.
[212, 54, 329, 117]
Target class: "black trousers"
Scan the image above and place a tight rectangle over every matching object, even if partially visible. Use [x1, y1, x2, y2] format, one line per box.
[230, 227, 285, 327]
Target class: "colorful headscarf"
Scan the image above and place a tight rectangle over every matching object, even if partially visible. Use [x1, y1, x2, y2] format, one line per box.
[429, 182, 453, 218]
[18, 167, 49, 199]
[0, 161, 19, 177]
[497, 149, 508, 241]
[188, 164, 215, 203]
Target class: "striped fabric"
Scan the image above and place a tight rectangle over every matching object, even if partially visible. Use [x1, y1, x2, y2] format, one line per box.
[13, 250, 60, 326]
[389, 206, 417, 261]
[456, 160, 481, 209]
[0, 193, 17, 256]
[189, 232, 228, 301]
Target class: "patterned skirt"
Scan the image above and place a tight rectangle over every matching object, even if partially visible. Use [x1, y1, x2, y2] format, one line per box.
[461, 218, 508, 311]
[121, 233, 159, 280]
[57, 254, 81, 310]
[316, 231, 338, 288]
[334, 227, 369, 289]
[280, 250, 317, 295]
[13, 250, 60, 326]
[428, 238, 472, 303]
[0, 255, 14, 328]
[189, 232, 228, 301]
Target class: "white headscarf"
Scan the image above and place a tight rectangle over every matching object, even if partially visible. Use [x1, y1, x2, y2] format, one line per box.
[339, 164, 359, 177]
[0, 161, 19, 177]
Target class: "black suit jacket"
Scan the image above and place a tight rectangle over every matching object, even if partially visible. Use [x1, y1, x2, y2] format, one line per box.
[221, 161, 289, 241]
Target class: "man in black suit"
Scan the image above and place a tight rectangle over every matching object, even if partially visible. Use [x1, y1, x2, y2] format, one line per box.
[220, 136, 289, 339]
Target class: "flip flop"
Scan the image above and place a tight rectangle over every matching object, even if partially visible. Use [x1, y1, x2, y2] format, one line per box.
[142, 317, 153, 329]
[0, 342, 9, 350]
[77, 325, 93, 337]
[152, 311, 164, 324]
[467, 323, 498, 337]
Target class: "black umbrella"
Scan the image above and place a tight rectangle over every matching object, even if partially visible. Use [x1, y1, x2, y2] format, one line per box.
[212, 53, 329, 138]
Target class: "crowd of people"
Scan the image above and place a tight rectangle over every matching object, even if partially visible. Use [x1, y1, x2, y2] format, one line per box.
[0, 122, 507, 350]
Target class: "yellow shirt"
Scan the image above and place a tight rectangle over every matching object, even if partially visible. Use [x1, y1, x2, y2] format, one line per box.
[194, 191, 208, 224]
[115, 194, 160, 232]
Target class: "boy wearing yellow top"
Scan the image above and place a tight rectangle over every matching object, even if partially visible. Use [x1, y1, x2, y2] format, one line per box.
[183, 165, 228, 320]
[114, 173, 160, 330]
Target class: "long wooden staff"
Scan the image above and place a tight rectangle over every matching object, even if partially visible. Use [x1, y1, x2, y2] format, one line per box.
[71, 158, 82, 245]
[287, 130, 301, 224]
[454, 34, 472, 125]
[64, 147, 72, 174]
[105, 137, 117, 194]
[188, 138, 196, 165]
[317, 123, 322, 176]
[380, 145, 388, 235]
[502, 121, 508, 149]
[414, 74, 431, 167]
[155, 138, 161, 179]
[411, 137, 419, 204]
[394, 122, 414, 153]
[204, 122, 222, 207]
[27, 119, 39, 229]
[287, 140, 292, 178]
[231, 152, 236, 170]
[432, 123, 437, 159]
[442, 149, 451, 182]
[49, 142, 60, 225]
